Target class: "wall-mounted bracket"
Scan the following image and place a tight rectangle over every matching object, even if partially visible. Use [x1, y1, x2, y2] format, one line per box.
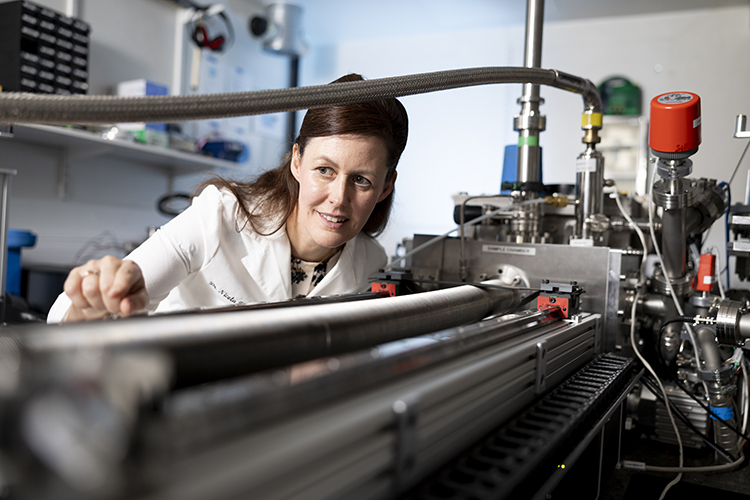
[734, 114, 750, 139]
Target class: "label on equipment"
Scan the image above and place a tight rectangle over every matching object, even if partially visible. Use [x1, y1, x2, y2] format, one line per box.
[694, 116, 701, 128]
[622, 460, 646, 471]
[733, 241, 750, 252]
[657, 93, 693, 105]
[576, 157, 597, 173]
[569, 238, 594, 247]
[483, 244, 536, 256]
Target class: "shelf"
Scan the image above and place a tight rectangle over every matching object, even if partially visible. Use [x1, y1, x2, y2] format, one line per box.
[3, 123, 241, 172]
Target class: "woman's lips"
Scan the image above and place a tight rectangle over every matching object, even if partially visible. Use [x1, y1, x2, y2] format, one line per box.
[318, 211, 349, 228]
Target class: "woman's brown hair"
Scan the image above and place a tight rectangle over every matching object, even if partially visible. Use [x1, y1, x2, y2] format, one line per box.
[200, 73, 408, 237]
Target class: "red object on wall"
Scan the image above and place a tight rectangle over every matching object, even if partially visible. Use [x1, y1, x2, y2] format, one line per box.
[649, 92, 701, 157]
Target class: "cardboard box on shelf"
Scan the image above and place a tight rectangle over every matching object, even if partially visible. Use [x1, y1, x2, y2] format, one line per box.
[116, 79, 169, 147]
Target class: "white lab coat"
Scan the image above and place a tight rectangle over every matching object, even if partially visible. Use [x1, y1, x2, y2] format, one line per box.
[47, 185, 387, 323]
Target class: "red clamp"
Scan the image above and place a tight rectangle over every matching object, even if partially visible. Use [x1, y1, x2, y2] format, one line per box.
[371, 282, 398, 297]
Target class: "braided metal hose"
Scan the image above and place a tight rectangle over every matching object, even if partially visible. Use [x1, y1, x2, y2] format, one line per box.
[0, 67, 601, 125]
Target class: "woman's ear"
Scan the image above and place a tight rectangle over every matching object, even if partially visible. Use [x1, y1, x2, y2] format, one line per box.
[377, 171, 397, 203]
[290, 144, 301, 182]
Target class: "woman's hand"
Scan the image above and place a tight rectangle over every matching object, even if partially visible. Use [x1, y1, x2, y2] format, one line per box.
[64, 256, 149, 322]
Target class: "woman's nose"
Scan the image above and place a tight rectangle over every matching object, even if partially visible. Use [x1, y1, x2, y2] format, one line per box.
[328, 177, 350, 206]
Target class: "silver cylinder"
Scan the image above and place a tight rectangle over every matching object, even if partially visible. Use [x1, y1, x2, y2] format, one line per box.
[713, 406, 740, 458]
[0, 169, 17, 304]
[574, 146, 604, 239]
[661, 209, 687, 280]
[262, 3, 306, 56]
[695, 326, 722, 371]
[706, 381, 740, 458]
[638, 293, 668, 317]
[516, 0, 545, 184]
[6, 284, 520, 386]
[716, 299, 746, 346]
[508, 202, 542, 243]
[660, 300, 680, 363]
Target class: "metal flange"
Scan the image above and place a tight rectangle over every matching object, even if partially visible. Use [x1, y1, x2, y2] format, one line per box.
[651, 271, 693, 297]
[652, 179, 697, 210]
[513, 113, 547, 131]
[715, 299, 746, 346]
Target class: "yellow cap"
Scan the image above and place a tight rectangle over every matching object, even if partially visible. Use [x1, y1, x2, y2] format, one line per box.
[581, 112, 603, 129]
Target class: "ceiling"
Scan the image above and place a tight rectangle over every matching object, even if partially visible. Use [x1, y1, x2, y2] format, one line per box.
[294, 0, 749, 44]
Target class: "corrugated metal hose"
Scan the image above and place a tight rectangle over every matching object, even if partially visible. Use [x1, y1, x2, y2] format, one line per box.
[0, 66, 601, 125]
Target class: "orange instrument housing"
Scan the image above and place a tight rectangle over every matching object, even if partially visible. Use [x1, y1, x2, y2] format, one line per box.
[695, 254, 716, 293]
[649, 92, 701, 159]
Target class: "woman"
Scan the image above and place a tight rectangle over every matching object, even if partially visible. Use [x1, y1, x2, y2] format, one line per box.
[47, 74, 408, 323]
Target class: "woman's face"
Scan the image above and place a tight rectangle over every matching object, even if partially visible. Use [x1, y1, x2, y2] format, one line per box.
[288, 134, 395, 261]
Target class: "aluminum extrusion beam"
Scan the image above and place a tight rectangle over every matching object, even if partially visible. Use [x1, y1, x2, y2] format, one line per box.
[0, 67, 601, 125]
[4, 284, 519, 386]
[148, 309, 562, 451]
[130, 314, 600, 500]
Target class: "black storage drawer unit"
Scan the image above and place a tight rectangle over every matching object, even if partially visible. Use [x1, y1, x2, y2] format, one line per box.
[0, 0, 90, 95]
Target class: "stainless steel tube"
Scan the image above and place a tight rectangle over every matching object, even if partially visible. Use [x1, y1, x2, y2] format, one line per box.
[516, 0, 545, 185]
[0, 168, 16, 323]
[0, 170, 13, 299]
[523, 0, 544, 78]
[574, 146, 604, 239]
[661, 208, 687, 280]
[659, 300, 681, 363]
[696, 326, 722, 371]
[6, 284, 520, 386]
[637, 293, 668, 317]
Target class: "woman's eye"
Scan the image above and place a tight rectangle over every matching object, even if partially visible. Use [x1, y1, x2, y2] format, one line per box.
[316, 166, 333, 175]
[354, 175, 371, 186]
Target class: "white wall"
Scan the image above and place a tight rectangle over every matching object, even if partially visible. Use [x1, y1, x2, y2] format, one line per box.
[5, 1, 750, 287]
[302, 6, 750, 271]
[1, 0, 292, 270]
[1, 0, 179, 268]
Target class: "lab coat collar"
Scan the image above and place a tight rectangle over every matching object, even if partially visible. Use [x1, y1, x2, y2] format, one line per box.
[239, 224, 364, 301]
[310, 236, 361, 297]
[240, 225, 292, 302]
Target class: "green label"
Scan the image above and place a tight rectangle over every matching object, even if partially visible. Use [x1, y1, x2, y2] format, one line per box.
[518, 136, 539, 147]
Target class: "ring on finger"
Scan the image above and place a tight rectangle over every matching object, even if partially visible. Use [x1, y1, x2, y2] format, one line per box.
[81, 268, 100, 277]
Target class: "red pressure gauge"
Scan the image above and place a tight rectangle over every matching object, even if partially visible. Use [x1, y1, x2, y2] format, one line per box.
[649, 92, 702, 159]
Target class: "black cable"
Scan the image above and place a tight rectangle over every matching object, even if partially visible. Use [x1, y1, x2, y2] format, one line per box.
[406, 278, 542, 292]
[658, 316, 695, 337]
[641, 375, 737, 463]
[670, 375, 750, 445]
[640, 375, 738, 463]
[655, 316, 750, 444]
[516, 290, 541, 309]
